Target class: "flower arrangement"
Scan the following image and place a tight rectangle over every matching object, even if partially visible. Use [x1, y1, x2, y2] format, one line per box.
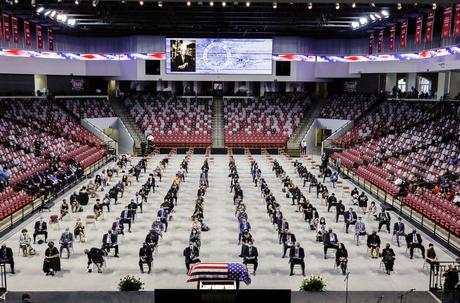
[118, 275, 144, 291]
[299, 275, 326, 292]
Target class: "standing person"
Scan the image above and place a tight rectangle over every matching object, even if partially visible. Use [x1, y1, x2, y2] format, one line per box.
[425, 243, 439, 273]
[139, 242, 153, 274]
[140, 140, 146, 157]
[242, 243, 258, 275]
[0, 244, 15, 274]
[289, 243, 305, 276]
[183, 243, 200, 273]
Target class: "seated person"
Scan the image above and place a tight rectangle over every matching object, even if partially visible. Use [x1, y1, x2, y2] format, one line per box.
[240, 229, 254, 257]
[406, 230, 425, 259]
[367, 230, 381, 259]
[70, 192, 81, 213]
[93, 200, 104, 221]
[59, 228, 74, 259]
[59, 199, 69, 221]
[281, 230, 296, 258]
[120, 206, 133, 232]
[289, 243, 305, 276]
[335, 200, 345, 223]
[145, 230, 160, 250]
[393, 217, 406, 247]
[33, 217, 48, 244]
[0, 244, 15, 274]
[183, 243, 200, 272]
[102, 230, 119, 257]
[381, 243, 395, 275]
[78, 187, 89, 206]
[242, 243, 258, 275]
[354, 216, 367, 244]
[139, 242, 153, 274]
[85, 247, 107, 273]
[157, 207, 169, 233]
[112, 218, 125, 236]
[102, 194, 111, 212]
[19, 229, 33, 257]
[368, 201, 378, 219]
[358, 192, 368, 214]
[335, 243, 348, 275]
[323, 228, 339, 259]
[74, 218, 86, 242]
[327, 193, 337, 212]
[277, 218, 289, 244]
[377, 208, 391, 233]
[316, 217, 328, 241]
[128, 199, 138, 222]
[43, 242, 60, 276]
[189, 228, 201, 249]
[344, 207, 357, 233]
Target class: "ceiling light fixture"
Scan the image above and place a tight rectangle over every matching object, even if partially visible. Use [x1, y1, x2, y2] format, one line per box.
[75, 0, 79, 4]
[359, 17, 368, 25]
[381, 10, 389, 17]
[432, 3, 436, 10]
[139, 0, 144, 5]
[92, 0, 98, 7]
[307, 2, 312, 9]
[370, 3, 375, 7]
[369, 14, 375, 21]
[335, 3, 340, 10]
[187, 1, 191, 6]
[273, 2, 277, 9]
[351, 21, 359, 29]
[397, 3, 402, 10]
[158, 1, 163, 6]
[246, 1, 250, 7]
[222, 1, 226, 6]
[36, 6, 45, 13]
[50, 10, 57, 18]
[351, 2, 356, 8]
[67, 18, 77, 26]
[209, 1, 213, 5]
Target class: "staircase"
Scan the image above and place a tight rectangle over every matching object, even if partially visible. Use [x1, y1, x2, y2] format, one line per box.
[109, 96, 144, 149]
[287, 97, 329, 152]
[212, 97, 225, 148]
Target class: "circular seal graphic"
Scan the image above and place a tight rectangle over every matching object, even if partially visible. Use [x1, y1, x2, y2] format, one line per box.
[202, 42, 232, 71]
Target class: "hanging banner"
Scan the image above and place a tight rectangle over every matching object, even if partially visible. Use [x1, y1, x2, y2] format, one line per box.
[415, 16, 423, 46]
[454, 4, 460, 37]
[48, 28, 54, 51]
[12, 16, 19, 44]
[377, 30, 383, 53]
[426, 10, 435, 43]
[400, 19, 408, 48]
[37, 25, 43, 49]
[368, 32, 374, 54]
[2, 14, 10, 41]
[24, 20, 31, 47]
[442, 5, 453, 40]
[389, 25, 395, 51]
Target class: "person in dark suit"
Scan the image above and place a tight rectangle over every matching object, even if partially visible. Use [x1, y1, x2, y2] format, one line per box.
[344, 207, 357, 233]
[171, 42, 195, 72]
[377, 209, 391, 233]
[183, 243, 200, 272]
[277, 218, 289, 244]
[289, 243, 305, 276]
[112, 218, 124, 236]
[381, 243, 395, 275]
[139, 242, 153, 274]
[367, 230, 381, 258]
[0, 244, 15, 274]
[33, 217, 48, 244]
[335, 243, 348, 275]
[426, 243, 439, 273]
[120, 206, 132, 232]
[406, 230, 425, 259]
[393, 217, 405, 247]
[43, 242, 60, 276]
[102, 230, 119, 257]
[157, 207, 169, 232]
[335, 200, 345, 223]
[85, 247, 107, 273]
[282, 230, 296, 258]
[242, 243, 258, 275]
[323, 228, 339, 259]
[59, 228, 74, 258]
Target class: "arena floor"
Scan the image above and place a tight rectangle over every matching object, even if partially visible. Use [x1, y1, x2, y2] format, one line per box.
[2, 154, 456, 291]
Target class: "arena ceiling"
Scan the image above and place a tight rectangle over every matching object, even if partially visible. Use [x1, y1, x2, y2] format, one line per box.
[1, 1, 448, 37]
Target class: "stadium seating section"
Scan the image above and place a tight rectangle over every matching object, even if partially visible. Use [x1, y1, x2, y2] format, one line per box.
[224, 93, 310, 147]
[332, 100, 460, 236]
[320, 93, 377, 120]
[59, 97, 116, 118]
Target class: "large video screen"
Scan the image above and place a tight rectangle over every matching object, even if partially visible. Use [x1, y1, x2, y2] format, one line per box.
[165, 38, 272, 75]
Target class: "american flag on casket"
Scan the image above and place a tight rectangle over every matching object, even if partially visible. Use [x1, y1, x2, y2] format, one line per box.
[187, 262, 251, 285]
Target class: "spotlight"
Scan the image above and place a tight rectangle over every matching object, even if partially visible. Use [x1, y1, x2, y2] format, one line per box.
[381, 10, 389, 17]
[359, 17, 367, 25]
[432, 3, 436, 10]
[158, 1, 163, 6]
[370, 3, 375, 7]
[209, 1, 213, 5]
[272, 2, 277, 9]
[139, 0, 144, 5]
[307, 2, 312, 9]
[222, 1, 226, 6]
[351, 2, 355, 8]
[187, 1, 191, 5]
[335, 3, 339, 10]
[246, 1, 250, 7]
[75, 0, 79, 4]
[57, 0, 62, 3]
[351, 21, 359, 28]
[31, 0, 36, 7]
[92, 0, 98, 7]
[397, 3, 401, 10]
[50, 10, 57, 18]
[36, 6, 45, 13]
[14, 0, 18, 4]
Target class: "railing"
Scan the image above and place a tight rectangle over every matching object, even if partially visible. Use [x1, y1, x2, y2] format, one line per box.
[337, 163, 460, 255]
[81, 118, 118, 154]
[429, 262, 460, 303]
[0, 155, 114, 236]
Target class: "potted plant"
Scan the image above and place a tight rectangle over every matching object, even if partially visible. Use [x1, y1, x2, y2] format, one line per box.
[299, 275, 326, 292]
[118, 275, 144, 291]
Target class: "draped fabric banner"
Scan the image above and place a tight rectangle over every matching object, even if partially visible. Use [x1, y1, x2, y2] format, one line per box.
[454, 4, 460, 37]
[36, 25, 43, 49]
[11, 16, 19, 44]
[24, 20, 31, 47]
[400, 19, 408, 48]
[2, 14, 10, 41]
[415, 16, 423, 46]
[426, 10, 435, 43]
[389, 25, 395, 51]
[48, 28, 54, 51]
[442, 5, 453, 40]
[368, 32, 374, 54]
[377, 30, 384, 53]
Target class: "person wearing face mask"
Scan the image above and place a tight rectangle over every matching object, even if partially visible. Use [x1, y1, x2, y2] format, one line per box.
[242, 242, 258, 275]
[183, 242, 200, 273]
[102, 230, 119, 257]
[139, 242, 153, 274]
[33, 216, 48, 244]
[59, 228, 74, 258]
[289, 242, 305, 276]
[43, 242, 60, 276]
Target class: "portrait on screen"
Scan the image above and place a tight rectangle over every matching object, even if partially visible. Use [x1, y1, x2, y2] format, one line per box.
[170, 39, 196, 72]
